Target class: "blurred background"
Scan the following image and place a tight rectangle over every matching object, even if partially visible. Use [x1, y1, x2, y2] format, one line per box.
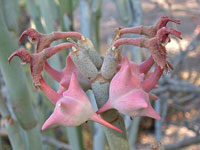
[0, 0, 200, 150]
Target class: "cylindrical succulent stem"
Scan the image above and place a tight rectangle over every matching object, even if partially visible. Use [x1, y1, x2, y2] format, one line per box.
[91, 0, 102, 50]
[25, 125, 43, 150]
[58, 0, 74, 31]
[0, 6, 42, 149]
[2, 0, 18, 33]
[65, 126, 84, 150]
[0, 93, 26, 150]
[0, 3, 38, 130]
[25, 0, 45, 33]
[113, 0, 133, 24]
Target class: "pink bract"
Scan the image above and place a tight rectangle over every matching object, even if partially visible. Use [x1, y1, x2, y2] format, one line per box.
[97, 57, 161, 120]
[42, 73, 122, 133]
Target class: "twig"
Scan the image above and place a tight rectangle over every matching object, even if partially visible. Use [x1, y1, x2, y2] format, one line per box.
[164, 136, 200, 150]
[174, 93, 196, 103]
[172, 32, 200, 69]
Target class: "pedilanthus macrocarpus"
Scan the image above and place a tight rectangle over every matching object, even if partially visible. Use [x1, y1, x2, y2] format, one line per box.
[9, 49, 122, 132]
[118, 56, 159, 100]
[8, 16, 182, 137]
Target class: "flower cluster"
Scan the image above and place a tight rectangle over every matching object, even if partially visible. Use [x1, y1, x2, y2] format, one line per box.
[8, 16, 181, 133]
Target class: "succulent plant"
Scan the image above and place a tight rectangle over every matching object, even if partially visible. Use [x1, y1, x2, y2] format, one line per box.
[8, 16, 182, 149]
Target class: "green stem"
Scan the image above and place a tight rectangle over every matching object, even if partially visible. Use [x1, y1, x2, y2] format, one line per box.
[26, 126, 43, 150]
[0, 4, 43, 149]
[2, 0, 19, 33]
[113, 0, 133, 24]
[0, 92, 26, 150]
[25, 0, 45, 32]
[58, 0, 73, 31]
[128, 117, 141, 150]
[91, 0, 102, 50]
[0, 0, 37, 130]
[87, 90, 106, 150]
[80, 0, 102, 51]
[66, 126, 84, 150]
[37, 0, 62, 71]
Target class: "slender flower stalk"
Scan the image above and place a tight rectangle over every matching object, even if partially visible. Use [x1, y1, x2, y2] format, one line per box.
[0, 92, 26, 150]
[19, 28, 82, 52]
[8, 43, 74, 88]
[119, 16, 180, 37]
[113, 27, 182, 69]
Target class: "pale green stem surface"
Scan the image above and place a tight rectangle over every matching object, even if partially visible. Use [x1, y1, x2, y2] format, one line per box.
[2, 0, 19, 33]
[113, 0, 133, 24]
[80, 0, 102, 50]
[0, 0, 37, 130]
[37, 0, 62, 70]
[66, 126, 83, 150]
[26, 125, 43, 150]
[87, 90, 106, 150]
[0, 93, 26, 150]
[0, 4, 43, 149]
[80, 0, 91, 38]
[25, 0, 45, 32]
[91, 0, 102, 50]
[128, 117, 141, 150]
[58, 0, 73, 31]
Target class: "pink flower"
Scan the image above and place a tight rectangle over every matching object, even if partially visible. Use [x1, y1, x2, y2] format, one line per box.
[97, 57, 161, 120]
[45, 53, 90, 94]
[42, 73, 122, 133]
